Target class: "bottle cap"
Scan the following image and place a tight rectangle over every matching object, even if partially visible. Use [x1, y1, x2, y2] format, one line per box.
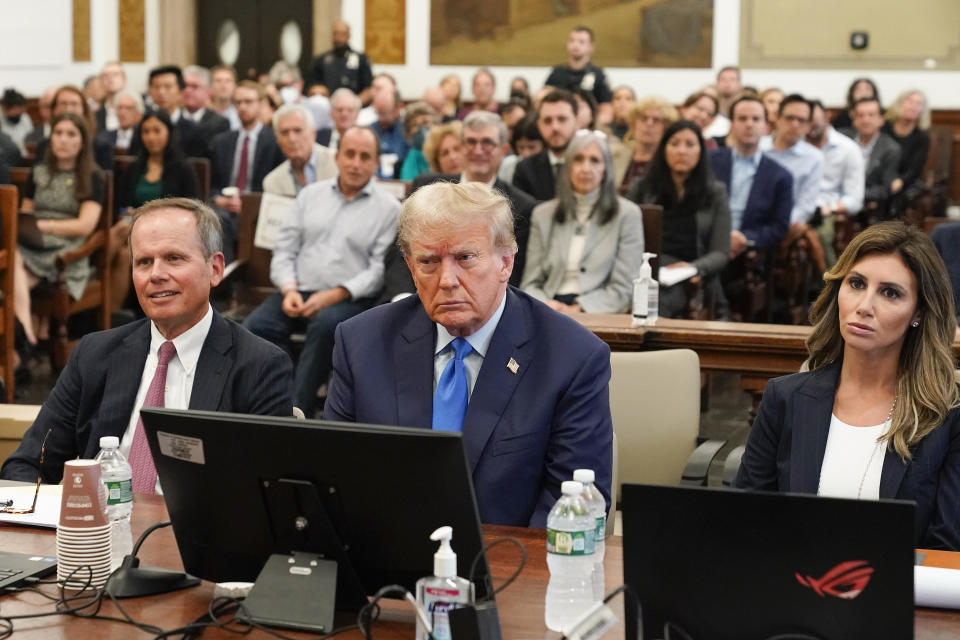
[561, 481, 584, 496]
[430, 525, 457, 578]
[99, 436, 120, 449]
[573, 469, 595, 484]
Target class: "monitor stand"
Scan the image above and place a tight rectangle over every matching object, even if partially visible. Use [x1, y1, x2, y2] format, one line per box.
[239, 478, 367, 633]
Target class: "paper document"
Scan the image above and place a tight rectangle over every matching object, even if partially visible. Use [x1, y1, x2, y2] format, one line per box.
[916, 565, 960, 609]
[255, 193, 296, 250]
[658, 264, 698, 287]
[0, 483, 62, 528]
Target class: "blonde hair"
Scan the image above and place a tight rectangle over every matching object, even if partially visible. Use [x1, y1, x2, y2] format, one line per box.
[806, 222, 959, 459]
[886, 89, 931, 130]
[422, 121, 462, 173]
[625, 96, 679, 142]
[398, 182, 517, 256]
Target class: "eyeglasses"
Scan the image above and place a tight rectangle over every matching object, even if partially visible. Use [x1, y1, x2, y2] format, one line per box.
[463, 137, 498, 150]
[638, 114, 664, 125]
[0, 429, 51, 514]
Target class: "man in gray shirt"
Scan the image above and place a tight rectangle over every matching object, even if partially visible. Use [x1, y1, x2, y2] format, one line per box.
[244, 127, 400, 416]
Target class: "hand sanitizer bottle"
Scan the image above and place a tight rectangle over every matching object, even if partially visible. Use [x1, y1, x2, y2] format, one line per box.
[416, 526, 474, 640]
[632, 252, 658, 326]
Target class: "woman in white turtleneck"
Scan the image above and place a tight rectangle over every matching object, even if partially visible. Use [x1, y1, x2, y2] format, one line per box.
[520, 129, 644, 313]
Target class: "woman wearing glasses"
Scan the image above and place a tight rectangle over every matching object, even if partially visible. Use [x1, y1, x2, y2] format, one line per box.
[521, 130, 643, 313]
[736, 222, 960, 551]
[618, 96, 678, 195]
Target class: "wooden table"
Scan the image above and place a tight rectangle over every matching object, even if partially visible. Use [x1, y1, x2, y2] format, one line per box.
[1, 495, 958, 638]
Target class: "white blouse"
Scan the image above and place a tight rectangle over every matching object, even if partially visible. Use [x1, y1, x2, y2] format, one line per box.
[818, 413, 888, 500]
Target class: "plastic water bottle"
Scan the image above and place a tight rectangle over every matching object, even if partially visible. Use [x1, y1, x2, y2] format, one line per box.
[545, 481, 596, 633]
[96, 436, 133, 570]
[574, 469, 607, 602]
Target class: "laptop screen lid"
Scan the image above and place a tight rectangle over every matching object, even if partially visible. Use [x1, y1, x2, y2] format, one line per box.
[621, 483, 915, 640]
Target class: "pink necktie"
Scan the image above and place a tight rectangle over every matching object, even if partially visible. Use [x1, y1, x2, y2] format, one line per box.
[235, 134, 250, 193]
[129, 341, 176, 494]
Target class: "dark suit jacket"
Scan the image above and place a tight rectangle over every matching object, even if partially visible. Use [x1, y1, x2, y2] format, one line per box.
[512, 150, 556, 202]
[840, 128, 901, 205]
[95, 105, 107, 134]
[709, 148, 793, 251]
[93, 129, 143, 171]
[0, 311, 294, 485]
[316, 128, 333, 147]
[324, 287, 613, 528]
[410, 173, 536, 287]
[931, 222, 960, 320]
[192, 109, 230, 154]
[210, 127, 284, 195]
[735, 362, 960, 550]
[115, 158, 200, 213]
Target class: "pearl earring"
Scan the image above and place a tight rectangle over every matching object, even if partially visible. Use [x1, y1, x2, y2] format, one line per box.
[912, 321, 920, 328]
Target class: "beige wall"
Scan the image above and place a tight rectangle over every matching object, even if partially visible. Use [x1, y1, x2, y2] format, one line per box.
[740, 0, 960, 70]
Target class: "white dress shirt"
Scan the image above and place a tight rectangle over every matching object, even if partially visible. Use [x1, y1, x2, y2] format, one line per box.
[120, 305, 214, 492]
[433, 293, 507, 399]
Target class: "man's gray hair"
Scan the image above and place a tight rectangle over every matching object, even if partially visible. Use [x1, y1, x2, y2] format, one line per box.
[398, 182, 517, 256]
[331, 88, 362, 110]
[272, 102, 316, 131]
[183, 65, 211, 87]
[463, 110, 507, 144]
[269, 60, 302, 85]
[130, 197, 223, 260]
[114, 90, 145, 114]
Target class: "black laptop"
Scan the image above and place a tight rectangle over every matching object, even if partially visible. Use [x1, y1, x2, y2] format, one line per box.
[0, 550, 56, 591]
[621, 484, 915, 640]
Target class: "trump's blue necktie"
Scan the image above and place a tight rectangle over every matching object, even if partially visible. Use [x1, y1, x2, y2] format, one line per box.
[432, 338, 473, 431]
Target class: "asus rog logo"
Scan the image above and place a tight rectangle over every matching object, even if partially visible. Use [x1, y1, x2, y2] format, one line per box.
[795, 560, 875, 600]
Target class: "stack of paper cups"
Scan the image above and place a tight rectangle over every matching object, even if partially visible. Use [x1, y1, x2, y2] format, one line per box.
[56, 460, 112, 589]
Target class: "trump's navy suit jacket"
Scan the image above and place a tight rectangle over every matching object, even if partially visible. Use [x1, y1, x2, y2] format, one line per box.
[324, 287, 613, 528]
[735, 362, 960, 551]
[709, 148, 793, 251]
[0, 311, 294, 484]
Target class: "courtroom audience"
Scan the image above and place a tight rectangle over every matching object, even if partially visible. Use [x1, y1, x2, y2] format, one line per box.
[209, 65, 240, 130]
[833, 77, 880, 130]
[94, 90, 145, 162]
[883, 89, 931, 216]
[522, 129, 643, 313]
[498, 112, 542, 184]
[513, 89, 579, 201]
[320, 88, 361, 150]
[630, 121, 731, 318]
[610, 85, 636, 140]
[619, 96, 679, 195]
[399, 101, 440, 180]
[509, 76, 532, 107]
[14, 113, 105, 348]
[421, 120, 464, 174]
[457, 68, 500, 120]
[806, 99, 865, 270]
[95, 61, 126, 131]
[25, 87, 57, 147]
[573, 89, 598, 130]
[841, 97, 901, 217]
[736, 222, 960, 551]
[370, 87, 408, 178]
[266, 61, 332, 133]
[680, 91, 719, 149]
[244, 127, 399, 417]
[500, 100, 527, 141]
[759, 87, 784, 132]
[182, 65, 231, 144]
[1, 89, 33, 155]
[545, 26, 613, 125]
[440, 74, 463, 120]
[263, 103, 338, 197]
[714, 66, 742, 119]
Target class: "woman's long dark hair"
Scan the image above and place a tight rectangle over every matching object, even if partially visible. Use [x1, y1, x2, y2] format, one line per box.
[845, 77, 880, 111]
[42, 112, 97, 200]
[633, 120, 714, 212]
[135, 109, 185, 168]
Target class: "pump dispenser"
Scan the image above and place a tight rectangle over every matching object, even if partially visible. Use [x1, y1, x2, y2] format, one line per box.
[632, 252, 658, 326]
[416, 526, 474, 640]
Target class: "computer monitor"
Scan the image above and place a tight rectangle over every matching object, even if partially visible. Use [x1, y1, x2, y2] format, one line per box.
[621, 483, 915, 640]
[136, 408, 490, 630]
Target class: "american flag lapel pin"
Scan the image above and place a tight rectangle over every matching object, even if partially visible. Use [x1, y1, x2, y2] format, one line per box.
[507, 357, 520, 374]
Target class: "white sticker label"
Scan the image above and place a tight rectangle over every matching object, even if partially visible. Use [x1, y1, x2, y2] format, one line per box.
[157, 431, 206, 464]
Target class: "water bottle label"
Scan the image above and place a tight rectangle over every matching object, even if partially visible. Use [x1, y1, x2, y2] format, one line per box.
[595, 515, 606, 539]
[546, 528, 595, 555]
[105, 479, 132, 505]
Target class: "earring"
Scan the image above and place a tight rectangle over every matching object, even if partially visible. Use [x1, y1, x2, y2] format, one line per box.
[912, 321, 920, 328]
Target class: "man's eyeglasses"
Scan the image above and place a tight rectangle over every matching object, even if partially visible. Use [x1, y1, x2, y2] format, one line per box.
[463, 137, 498, 150]
[0, 429, 51, 515]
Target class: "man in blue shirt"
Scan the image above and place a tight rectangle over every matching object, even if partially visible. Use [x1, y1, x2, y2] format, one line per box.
[244, 127, 400, 416]
[370, 88, 408, 178]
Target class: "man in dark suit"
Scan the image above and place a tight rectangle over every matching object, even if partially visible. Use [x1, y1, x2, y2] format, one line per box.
[93, 90, 144, 169]
[709, 95, 793, 319]
[840, 97, 901, 217]
[512, 89, 578, 201]
[1, 198, 293, 487]
[183, 65, 231, 146]
[210, 81, 284, 262]
[316, 88, 361, 150]
[325, 181, 613, 528]
[147, 65, 208, 158]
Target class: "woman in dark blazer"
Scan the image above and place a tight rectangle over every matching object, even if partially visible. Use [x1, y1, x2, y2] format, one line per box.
[116, 109, 199, 214]
[883, 89, 931, 216]
[521, 130, 643, 313]
[630, 120, 730, 318]
[736, 222, 960, 551]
